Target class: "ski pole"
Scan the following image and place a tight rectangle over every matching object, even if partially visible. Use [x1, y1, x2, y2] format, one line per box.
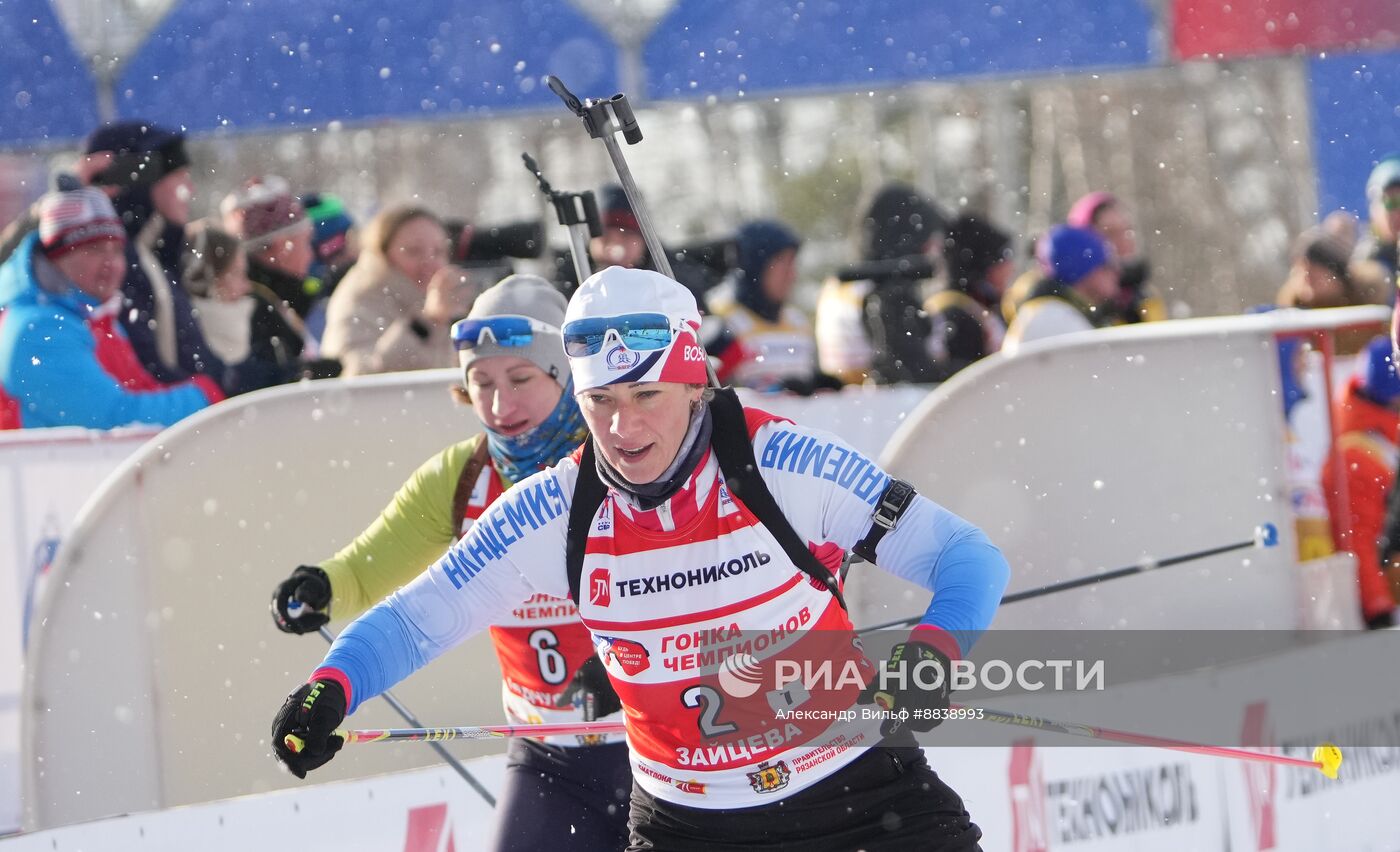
[522, 151, 599, 285]
[287, 711, 1341, 780]
[544, 73, 724, 389]
[857, 523, 1280, 634]
[963, 704, 1342, 778]
[544, 74, 673, 279]
[307, 624, 497, 806]
[287, 720, 626, 752]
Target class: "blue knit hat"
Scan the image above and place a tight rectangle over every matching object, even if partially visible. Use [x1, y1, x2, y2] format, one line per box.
[1362, 336, 1400, 406]
[1038, 225, 1111, 285]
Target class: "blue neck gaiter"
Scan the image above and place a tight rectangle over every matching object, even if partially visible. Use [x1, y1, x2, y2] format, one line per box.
[485, 377, 589, 486]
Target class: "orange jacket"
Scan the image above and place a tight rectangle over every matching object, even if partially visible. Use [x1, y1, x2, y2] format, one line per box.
[1322, 378, 1400, 621]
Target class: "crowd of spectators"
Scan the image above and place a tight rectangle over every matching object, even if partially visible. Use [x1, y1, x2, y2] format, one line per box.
[2, 120, 1395, 433]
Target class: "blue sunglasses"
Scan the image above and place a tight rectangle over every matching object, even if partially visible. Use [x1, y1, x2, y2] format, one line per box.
[451, 315, 558, 351]
[562, 312, 674, 357]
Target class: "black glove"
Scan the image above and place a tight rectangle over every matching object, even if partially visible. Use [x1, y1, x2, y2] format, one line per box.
[271, 565, 332, 634]
[860, 640, 951, 737]
[271, 679, 347, 778]
[553, 655, 622, 721]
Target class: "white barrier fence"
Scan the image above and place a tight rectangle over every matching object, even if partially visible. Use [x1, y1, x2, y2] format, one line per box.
[0, 426, 158, 835]
[8, 629, 1399, 851]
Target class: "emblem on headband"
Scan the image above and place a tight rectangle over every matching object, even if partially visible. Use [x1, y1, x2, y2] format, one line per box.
[605, 344, 641, 371]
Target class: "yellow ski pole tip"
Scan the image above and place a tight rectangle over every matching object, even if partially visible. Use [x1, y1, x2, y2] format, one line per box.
[1312, 743, 1342, 779]
[284, 733, 305, 754]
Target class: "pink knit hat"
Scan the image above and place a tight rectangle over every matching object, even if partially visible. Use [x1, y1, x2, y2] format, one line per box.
[1066, 191, 1118, 229]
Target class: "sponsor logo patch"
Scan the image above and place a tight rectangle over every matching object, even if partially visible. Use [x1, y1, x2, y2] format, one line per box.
[590, 566, 612, 607]
[746, 759, 791, 794]
[596, 634, 651, 675]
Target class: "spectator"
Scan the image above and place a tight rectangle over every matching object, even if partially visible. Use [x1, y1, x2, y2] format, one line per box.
[222, 176, 320, 321]
[1003, 225, 1119, 348]
[184, 226, 333, 390]
[1067, 191, 1164, 323]
[0, 189, 221, 429]
[84, 120, 234, 391]
[302, 192, 359, 296]
[925, 213, 1014, 378]
[1355, 156, 1400, 291]
[552, 185, 728, 308]
[1322, 336, 1400, 629]
[220, 178, 339, 385]
[1275, 228, 1367, 309]
[301, 192, 358, 342]
[590, 185, 647, 272]
[704, 220, 836, 393]
[814, 183, 946, 385]
[320, 206, 472, 376]
[183, 227, 255, 367]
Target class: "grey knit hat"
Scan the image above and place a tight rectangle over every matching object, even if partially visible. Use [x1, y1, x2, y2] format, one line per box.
[456, 274, 570, 385]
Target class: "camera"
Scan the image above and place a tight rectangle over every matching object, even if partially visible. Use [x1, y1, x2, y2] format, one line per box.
[447, 219, 546, 265]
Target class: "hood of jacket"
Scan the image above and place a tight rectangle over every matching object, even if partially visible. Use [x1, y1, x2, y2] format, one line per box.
[0, 231, 102, 315]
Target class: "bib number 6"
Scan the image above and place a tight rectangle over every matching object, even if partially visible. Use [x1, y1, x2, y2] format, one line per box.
[529, 628, 569, 685]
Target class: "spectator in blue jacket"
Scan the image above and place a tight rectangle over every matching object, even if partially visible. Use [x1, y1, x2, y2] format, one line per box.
[0, 189, 222, 430]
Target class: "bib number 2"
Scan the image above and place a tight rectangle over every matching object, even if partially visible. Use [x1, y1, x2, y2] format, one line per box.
[681, 685, 739, 738]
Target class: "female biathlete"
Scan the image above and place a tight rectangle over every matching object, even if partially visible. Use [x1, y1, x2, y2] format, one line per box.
[273, 266, 1010, 851]
[268, 274, 630, 850]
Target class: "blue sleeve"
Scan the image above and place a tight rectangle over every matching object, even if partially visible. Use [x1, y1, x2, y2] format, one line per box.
[320, 601, 428, 715]
[314, 468, 563, 714]
[2, 309, 212, 429]
[872, 497, 1010, 656]
[751, 419, 1009, 656]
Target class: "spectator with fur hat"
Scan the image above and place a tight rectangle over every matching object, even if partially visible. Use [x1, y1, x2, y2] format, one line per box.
[320, 205, 473, 376]
[925, 212, 1015, 378]
[1322, 336, 1400, 628]
[1003, 225, 1120, 349]
[0, 189, 221, 429]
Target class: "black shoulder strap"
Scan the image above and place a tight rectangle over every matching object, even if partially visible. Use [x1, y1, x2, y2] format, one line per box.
[708, 388, 848, 611]
[566, 439, 609, 605]
[450, 437, 492, 536]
